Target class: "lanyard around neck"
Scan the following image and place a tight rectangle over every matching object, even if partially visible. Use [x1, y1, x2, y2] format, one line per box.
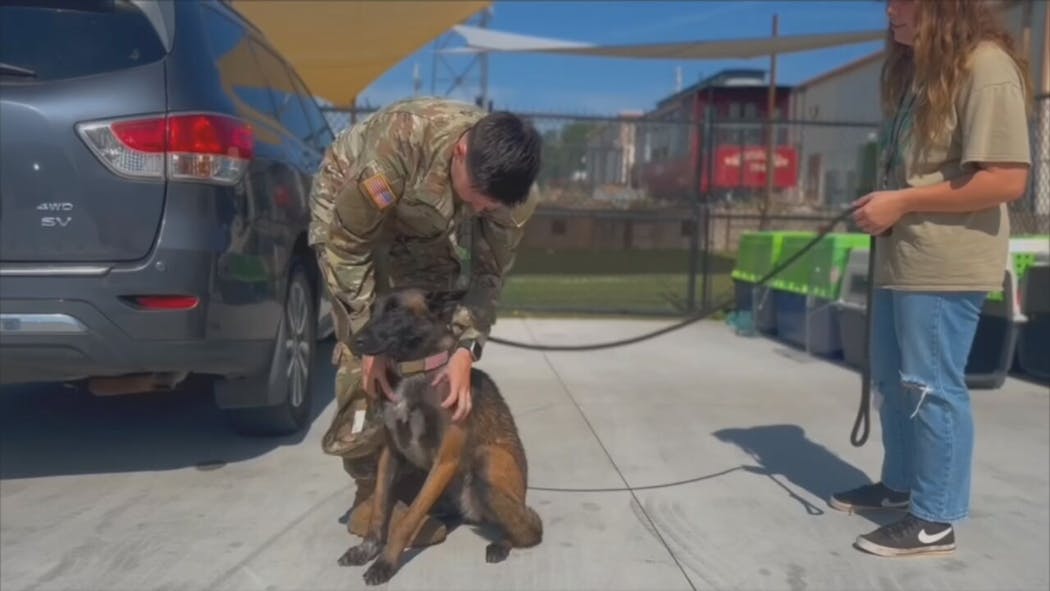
[881, 90, 916, 189]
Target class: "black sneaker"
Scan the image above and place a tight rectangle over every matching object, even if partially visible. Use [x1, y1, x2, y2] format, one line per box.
[855, 513, 956, 557]
[829, 482, 909, 513]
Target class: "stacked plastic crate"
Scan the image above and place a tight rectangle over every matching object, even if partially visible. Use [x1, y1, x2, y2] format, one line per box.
[730, 231, 1049, 388]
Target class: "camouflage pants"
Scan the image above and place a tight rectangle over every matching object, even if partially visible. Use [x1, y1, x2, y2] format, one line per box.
[317, 246, 384, 483]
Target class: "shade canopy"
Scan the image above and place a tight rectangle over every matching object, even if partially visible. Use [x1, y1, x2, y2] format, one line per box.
[231, 0, 492, 105]
[446, 25, 885, 60]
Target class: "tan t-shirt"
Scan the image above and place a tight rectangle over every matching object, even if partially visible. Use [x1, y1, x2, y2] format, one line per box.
[876, 41, 1031, 292]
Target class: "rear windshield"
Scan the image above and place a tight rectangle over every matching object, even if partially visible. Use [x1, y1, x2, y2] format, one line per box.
[0, 2, 167, 81]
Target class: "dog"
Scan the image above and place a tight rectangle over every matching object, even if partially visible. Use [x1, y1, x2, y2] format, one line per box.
[337, 288, 542, 585]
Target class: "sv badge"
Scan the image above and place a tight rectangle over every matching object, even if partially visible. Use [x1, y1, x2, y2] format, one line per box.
[41, 216, 72, 228]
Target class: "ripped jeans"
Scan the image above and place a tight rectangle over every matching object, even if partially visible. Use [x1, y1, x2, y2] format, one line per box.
[872, 288, 987, 523]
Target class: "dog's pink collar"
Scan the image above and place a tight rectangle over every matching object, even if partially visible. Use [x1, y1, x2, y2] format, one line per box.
[396, 350, 450, 375]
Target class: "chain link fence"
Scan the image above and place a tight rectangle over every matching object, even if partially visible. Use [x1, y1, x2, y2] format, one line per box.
[321, 98, 1048, 317]
[486, 112, 873, 316]
[1017, 93, 1050, 235]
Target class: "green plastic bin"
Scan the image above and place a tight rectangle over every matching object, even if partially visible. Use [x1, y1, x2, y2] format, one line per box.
[731, 231, 815, 284]
[987, 237, 1048, 302]
[770, 232, 869, 356]
[1011, 236, 1050, 382]
[771, 232, 869, 299]
[731, 231, 813, 335]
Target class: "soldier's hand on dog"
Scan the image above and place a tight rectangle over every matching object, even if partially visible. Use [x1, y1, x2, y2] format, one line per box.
[362, 354, 396, 401]
[433, 348, 473, 422]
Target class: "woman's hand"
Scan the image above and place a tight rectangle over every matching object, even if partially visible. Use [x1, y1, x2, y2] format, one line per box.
[433, 348, 473, 422]
[361, 354, 396, 401]
[852, 190, 909, 236]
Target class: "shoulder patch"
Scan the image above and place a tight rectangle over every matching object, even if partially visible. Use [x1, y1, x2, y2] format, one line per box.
[360, 171, 396, 210]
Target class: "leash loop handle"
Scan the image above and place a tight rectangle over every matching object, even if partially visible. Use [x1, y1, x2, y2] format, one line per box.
[849, 234, 876, 447]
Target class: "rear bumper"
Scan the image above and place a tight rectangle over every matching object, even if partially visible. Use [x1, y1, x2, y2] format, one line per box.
[0, 184, 288, 385]
[0, 275, 275, 384]
[0, 322, 272, 386]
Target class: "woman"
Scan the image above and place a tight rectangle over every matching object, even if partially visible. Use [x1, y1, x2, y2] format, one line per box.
[830, 0, 1033, 557]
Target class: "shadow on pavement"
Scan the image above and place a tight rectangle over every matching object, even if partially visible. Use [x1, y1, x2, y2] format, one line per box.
[0, 340, 337, 480]
[713, 424, 897, 527]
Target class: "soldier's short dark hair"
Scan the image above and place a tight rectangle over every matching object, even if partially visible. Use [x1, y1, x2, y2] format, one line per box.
[466, 111, 541, 207]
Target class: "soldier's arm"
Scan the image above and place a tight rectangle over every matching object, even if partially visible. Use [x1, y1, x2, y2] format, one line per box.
[323, 112, 419, 341]
[307, 138, 350, 247]
[451, 187, 539, 349]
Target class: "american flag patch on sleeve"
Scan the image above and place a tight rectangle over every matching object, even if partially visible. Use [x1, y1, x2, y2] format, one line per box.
[360, 172, 396, 210]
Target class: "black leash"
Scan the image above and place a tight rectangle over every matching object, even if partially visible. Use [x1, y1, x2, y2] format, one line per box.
[489, 204, 874, 447]
[851, 235, 876, 447]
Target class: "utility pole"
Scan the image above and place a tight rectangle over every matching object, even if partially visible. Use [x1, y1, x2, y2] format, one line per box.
[477, 6, 491, 108]
[762, 13, 779, 231]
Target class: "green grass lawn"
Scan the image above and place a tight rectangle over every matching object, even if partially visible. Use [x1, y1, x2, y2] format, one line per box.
[510, 248, 735, 276]
[496, 248, 736, 316]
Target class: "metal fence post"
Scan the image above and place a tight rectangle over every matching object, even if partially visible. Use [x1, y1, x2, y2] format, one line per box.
[1034, 94, 1050, 230]
[685, 99, 704, 312]
[700, 108, 716, 312]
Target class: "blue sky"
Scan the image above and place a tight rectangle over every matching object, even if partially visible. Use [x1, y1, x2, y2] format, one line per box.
[356, 0, 890, 115]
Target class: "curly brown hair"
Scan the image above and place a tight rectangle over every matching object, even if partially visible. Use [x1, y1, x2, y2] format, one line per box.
[881, 0, 1034, 161]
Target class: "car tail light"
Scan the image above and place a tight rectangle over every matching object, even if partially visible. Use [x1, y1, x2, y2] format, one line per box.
[123, 295, 200, 311]
[77, 113, 253, 185]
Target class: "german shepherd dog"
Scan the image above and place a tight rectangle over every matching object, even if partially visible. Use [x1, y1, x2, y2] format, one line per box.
[338, 288, 542, 585]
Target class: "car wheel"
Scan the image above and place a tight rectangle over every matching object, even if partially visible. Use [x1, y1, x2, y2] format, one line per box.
[225, 258, 316, 436]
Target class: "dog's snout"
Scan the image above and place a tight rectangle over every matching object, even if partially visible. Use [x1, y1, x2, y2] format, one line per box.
[349, 327, 386, 357]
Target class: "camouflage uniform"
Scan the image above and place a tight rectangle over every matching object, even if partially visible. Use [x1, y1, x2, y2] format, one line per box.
[308, 97, 537, 538]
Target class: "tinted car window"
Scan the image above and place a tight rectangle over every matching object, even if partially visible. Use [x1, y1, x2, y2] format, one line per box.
[289, 74, 335, 150]
[0, 3, 166, 81]
[201, 6, 279, 121]
[251, 42, 315, 148]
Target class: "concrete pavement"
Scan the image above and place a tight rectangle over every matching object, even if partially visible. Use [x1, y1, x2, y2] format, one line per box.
[2, 318, 1047, 591]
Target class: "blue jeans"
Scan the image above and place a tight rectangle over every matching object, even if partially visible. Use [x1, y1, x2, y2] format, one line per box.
[871, 288, 987, 523]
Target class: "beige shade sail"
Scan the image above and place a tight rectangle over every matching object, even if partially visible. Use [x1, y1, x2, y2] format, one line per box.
[231, 0, 492, 105]
[447, 26, 885, 60]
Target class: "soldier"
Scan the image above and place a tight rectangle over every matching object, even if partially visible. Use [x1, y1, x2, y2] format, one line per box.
[309, 97, 541, 546]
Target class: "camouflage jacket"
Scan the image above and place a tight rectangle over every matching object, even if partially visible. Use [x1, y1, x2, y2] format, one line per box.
[308, 97, 537, 349]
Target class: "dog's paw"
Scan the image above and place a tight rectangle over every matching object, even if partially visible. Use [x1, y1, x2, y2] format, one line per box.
[338, 539, 381, 567]
[485, 542, 510, 563]
[363, 558, 396, 585]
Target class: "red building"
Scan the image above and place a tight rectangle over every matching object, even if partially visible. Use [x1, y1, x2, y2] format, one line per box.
[634, 68, 797, 203]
